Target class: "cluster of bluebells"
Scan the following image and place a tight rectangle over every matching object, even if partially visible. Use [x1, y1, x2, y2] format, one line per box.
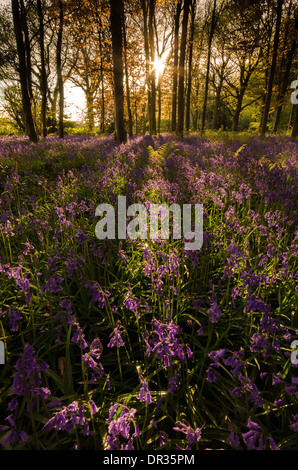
[242, 418, 278, 450]
[0, 344, 50, 447]
[12, 343, 50, 401]
[173, 420, 202, 450]
[53, 298, 87, 349]
[206, 349, 264, 407]
[137, 375, 152, 404]
[143, 318, 193, 368]
[143, 318, 192, 394]
[0, 413, 29, 447]
[82, 338, 105, 383]
[42, 400, 98, 438]
[107, 320, 126, 348]
[105, 403, 140, 450]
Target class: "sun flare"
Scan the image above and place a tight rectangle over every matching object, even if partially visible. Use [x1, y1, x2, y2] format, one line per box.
[153, 56, 165, 77]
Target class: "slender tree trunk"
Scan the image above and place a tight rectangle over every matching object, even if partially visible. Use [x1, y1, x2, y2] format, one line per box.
[212, 77, 223, 129]
[185, 0, 196, 133]
[56, 0, 64, 139]
[148, 0, 156, 135]
[122, 11, 133, 137]
[97, 20, 105, 133]
[273, 41, 296, 132]
[157, 75, 161, 134]
[261, 0, 284, 135]
[177, 0, 191, 136]
[37, 0, 47, 137]
[201, 0, 217, 133]
[11, 0, 38, 142]
[171, 0, 181, 132]
[273, 14, 297, 132]
[20, 0, 33, 101]
[86, 89, 95, 133]
[232, 93, 244, 132]
[110, 0, 127, 143]
[141, 0, 151, 134]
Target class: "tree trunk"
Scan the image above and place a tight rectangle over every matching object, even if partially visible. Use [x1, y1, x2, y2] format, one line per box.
[11, 0, 38, 142]
[148, 0, 156, 135]
[232, 95, 244, 132]
[110, 0, 127, 143]
[273, 10, 297, 132]
[86, 90, 95, 133]
[141, 0, 151, 134]
[37, 0, 47, 137]
[97, 19, 105, 133]
[177, 0, 191, 136]
[212, 78, 223, 129]
[201, 0, 217, 133]
[171, 0, 182, 132]
[56, 0, 64, 139]
[261, 0, 284, 135]
[185, 0, 196, 133]
[157, 75, 161, 134]
[122, 11, 133, 137]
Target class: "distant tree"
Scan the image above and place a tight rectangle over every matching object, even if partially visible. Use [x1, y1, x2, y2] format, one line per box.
[177, 0, 191, 136]
[11, 0, 38, 142]
[171, 0, 181, 132]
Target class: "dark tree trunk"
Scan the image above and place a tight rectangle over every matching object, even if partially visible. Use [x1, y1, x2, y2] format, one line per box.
[261, 0, 284, 135]
[201, 0, 217, 133]
[185, 0, 196, 133]
[273, 7, 297, 133]
[20, 0, 33, 101]
[148, 0, 156, 135]
[110, 0, 127, 143]
[11, 0, 38, 142]
[212, 76, 223, 129]
[122, 11, 133, 137]
[141, 0, 151, 134]
[171, 0, 181, 132]
[56, 0, 64, 139]
[177, 0, 191, 136]
[37, 0, 47, 137]
[97, 18, 105, 133]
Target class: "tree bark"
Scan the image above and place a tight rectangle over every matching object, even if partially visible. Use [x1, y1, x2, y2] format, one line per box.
[185, 0, 196, 133]
[177, 0, 191, 136]
[260, 0, 284, 135]
[201, 0, 217, 133]
[37, 0, 47, 137]
[141, 0, 151, 134]
[171, 0, 181, 132]
[273, 6, 297, 133]
[122, 10, 133, 137]
[11, 0, 38, 142]
[97, 18, 105, 133]
[110, 0, 127, 143]
[56, 0, 64, 139]
[148, 0, 156, 135]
